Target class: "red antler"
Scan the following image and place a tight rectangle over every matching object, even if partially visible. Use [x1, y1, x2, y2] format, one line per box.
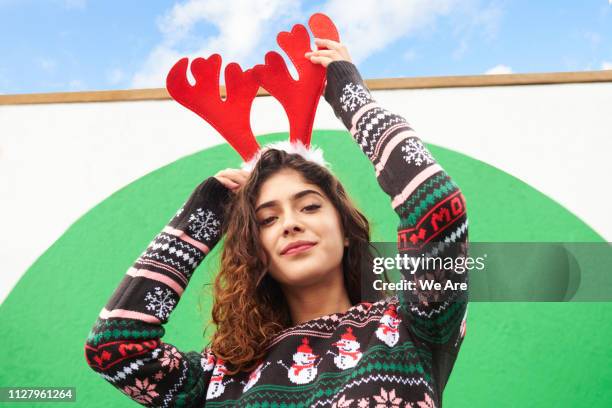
[251, 13, 340, 147]
[308, 12, 340, 48]
[166, 55, 261, 161]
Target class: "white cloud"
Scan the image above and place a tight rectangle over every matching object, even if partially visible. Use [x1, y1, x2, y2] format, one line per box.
[467, 1, 502, 41]
[132, 0, 503, 89]
[319, 0, 501, 63]
[320, 0, 459, 64]
[602, 61, 612, 70]
[132, 47, 183, 89]
[107, 68, 125, 85]
[484, 64, 512, 75]
[131, 0, 302, 89]
[450, 0, 503, 59]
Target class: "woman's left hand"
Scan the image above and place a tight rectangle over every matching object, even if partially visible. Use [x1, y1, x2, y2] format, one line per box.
[304, 38, 353, 68]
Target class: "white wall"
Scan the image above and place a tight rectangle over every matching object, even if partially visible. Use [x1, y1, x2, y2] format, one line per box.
[1, 81, 611, 304]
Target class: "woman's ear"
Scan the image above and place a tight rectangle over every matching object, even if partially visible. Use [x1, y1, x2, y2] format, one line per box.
[344, 237, 349, 247]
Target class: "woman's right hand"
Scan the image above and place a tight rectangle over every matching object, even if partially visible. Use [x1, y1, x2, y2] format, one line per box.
[214, 168, 251, 192]
[304, 38, 353, 68]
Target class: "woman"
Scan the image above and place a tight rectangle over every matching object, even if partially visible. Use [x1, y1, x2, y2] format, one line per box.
[85, 38, 468, 407]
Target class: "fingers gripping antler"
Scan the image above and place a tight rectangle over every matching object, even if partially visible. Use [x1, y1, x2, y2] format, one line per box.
[166, 55, 261, 161]
[252, 14, 339, 146]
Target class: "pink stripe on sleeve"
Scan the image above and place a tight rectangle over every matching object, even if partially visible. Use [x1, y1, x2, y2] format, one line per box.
[391, 164, 443, 209]
[374, 128, 418, 176]
[163, 226, 210, 254]
[99, 308, 161, 324]
[127, 267, 184, 296]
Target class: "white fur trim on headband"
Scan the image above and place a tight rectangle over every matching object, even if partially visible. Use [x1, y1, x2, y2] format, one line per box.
[240, 140, 330, 172]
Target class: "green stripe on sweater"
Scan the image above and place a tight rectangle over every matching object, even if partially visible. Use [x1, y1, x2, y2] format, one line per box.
[396, 173, 452, 215]
[400, 181, 458, 228]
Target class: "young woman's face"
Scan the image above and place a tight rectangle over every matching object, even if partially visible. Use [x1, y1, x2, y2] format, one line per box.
[255, 168, 347, 288]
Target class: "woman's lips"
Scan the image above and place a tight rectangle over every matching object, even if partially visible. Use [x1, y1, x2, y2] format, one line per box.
[282, 243, 316, 256]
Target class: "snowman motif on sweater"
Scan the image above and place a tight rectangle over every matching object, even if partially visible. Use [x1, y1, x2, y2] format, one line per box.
[277, 337, 320, 384]
[241, 361, 271, 393]
[205, 358, 234, 400]
[200, 348, 215, 372]
[376, 304, 401, 347]
[326, 327, 362, 370]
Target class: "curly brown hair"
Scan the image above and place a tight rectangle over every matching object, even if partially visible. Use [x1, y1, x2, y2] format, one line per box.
[204, 148, 376, 375]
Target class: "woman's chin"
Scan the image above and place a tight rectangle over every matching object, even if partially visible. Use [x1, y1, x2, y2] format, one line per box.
[276, 262, 335, 288]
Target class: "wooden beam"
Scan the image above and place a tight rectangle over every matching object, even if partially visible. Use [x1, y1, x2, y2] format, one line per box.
[1, 70, 611, 106]
[367, 70, 612, 89]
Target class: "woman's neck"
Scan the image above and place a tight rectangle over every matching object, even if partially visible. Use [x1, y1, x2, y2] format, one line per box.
[283, 266, 353, 325]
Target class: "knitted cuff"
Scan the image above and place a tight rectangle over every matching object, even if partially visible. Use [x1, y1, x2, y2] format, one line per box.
[168, 176, 232, 250]
[324, 61, 374, 128]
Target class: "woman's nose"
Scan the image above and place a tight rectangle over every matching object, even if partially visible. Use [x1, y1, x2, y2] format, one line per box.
[284, 225, 302, 235]
[282, 213, 304, 235]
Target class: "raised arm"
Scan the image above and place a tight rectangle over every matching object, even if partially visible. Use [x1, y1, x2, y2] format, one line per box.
[84, 176, 232, 407]
[322, 58, 469, 399]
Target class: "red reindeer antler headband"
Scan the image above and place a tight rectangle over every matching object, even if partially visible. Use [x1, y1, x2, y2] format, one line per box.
[166, 13, 339, 171]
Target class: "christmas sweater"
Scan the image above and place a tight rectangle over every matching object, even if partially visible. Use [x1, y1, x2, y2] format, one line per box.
[85, 60, 469, 408]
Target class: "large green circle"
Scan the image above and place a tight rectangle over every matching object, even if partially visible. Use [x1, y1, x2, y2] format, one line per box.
[0, 130, 609, 407]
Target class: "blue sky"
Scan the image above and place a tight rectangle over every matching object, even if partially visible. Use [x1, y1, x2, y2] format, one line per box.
[1, 0, 611, 94]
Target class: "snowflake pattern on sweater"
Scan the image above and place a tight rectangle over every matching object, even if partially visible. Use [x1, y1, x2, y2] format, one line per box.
[85, 60, 468, 408]
[339, 82, 373, 112]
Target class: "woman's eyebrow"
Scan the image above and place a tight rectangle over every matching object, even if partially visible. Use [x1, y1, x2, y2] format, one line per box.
[255, 190, 323, 213]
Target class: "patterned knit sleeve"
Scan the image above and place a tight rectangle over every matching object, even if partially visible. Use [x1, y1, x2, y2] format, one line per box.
[324, 60, 469, 392]
[84, 176, 231, 408]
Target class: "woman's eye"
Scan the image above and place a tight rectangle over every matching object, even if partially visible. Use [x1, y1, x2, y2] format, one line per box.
[259, 216, 276, 226]
[303, 204, 321, 212]
[259, 205, 320, 227]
